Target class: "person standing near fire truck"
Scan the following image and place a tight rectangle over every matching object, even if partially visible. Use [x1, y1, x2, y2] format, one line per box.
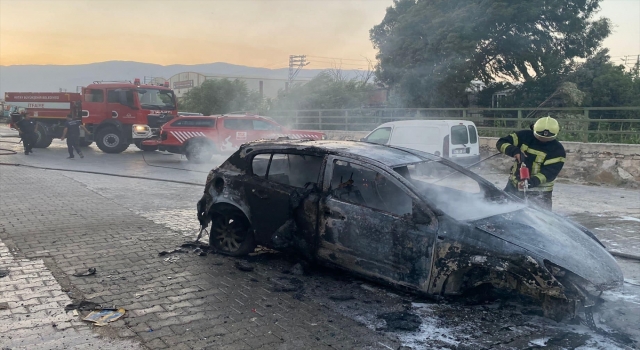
[496, 116, 566, 210]
[13, 110, 37, 155]
[60, 114, 91, 159]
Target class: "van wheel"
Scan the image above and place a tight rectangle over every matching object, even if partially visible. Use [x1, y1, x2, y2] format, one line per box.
[96, 127, 129, 153]
[209, 209, 255, 256]
[185, 138, 214, 163]
[33, 124, 53, 148]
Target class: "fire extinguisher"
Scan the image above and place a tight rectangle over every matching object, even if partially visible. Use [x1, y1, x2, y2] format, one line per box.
[519, 162, 530, 203]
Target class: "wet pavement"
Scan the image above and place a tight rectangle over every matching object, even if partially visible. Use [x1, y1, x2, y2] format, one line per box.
[1, 129, 639, 349]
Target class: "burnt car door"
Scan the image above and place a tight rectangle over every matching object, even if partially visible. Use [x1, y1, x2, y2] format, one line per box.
[317, 156, 437, 291]
[244, 151, 325, 253]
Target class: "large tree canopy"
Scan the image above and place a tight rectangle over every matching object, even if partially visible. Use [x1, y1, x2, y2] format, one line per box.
[480, 50, 640, 108]
[371, 0, 611, 107]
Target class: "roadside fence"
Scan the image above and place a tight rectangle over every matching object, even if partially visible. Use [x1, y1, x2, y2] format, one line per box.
[268, 107, 640, 144]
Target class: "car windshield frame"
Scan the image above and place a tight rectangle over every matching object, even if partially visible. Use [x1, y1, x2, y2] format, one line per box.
[137, 89, 177, 110]
[391, 158, 522, 220]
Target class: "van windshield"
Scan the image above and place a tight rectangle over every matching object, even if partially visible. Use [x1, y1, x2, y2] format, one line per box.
[393, 160, 522, 221]
[451, 125, 469, 145]
[365, 127, 391, 144]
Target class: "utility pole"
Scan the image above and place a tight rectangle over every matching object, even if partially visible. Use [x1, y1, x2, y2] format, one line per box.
[288, 55, 310, 88]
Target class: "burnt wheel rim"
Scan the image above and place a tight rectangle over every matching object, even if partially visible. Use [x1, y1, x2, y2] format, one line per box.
[213, 215, 247, 252]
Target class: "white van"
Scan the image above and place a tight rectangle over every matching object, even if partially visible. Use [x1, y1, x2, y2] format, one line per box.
[362, 120, 481, 166]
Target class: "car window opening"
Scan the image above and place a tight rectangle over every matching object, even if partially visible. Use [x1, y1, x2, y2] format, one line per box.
[393, 161, 521, 221]
[331, 160, 412, 216]
[253, 153, 323, 188]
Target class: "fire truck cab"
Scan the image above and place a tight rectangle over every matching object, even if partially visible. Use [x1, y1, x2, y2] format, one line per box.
[81, 79, 177, 153]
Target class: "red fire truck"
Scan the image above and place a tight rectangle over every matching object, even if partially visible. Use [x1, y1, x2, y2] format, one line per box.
[5, 78, 178, 153]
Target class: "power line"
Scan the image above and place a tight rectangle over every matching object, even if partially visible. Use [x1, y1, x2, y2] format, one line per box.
[289, 55, 310, 85]
[307, 55, 372, 62]
[308, 60, 371, 68]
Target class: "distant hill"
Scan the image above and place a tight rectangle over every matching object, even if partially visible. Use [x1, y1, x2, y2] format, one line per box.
[0, 61, 361, 96]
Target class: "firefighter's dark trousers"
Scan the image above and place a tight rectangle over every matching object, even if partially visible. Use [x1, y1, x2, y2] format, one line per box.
[67, 136, 82, 158]
[22, 132, 36, 154]
[504, 181, 553, 211]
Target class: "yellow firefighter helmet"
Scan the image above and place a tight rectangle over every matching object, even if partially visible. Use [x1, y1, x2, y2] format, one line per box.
[533, 116, 560, 140]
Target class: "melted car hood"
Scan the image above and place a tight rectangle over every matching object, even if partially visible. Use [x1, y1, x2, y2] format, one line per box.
[473, 208, 623, 289]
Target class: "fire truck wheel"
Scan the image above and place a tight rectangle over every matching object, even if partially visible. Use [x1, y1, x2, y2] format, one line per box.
[133, 139, 158, 152]
[185, 138, 214, 163]
[96, 127, 129, 153]
[33, 124, 53, 148]
[209, 208, 255, 256]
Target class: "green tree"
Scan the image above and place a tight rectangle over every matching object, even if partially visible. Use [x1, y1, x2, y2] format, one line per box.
[568, 50, 639, 107]
[272, 71, 376, 110]
[370, 0, 611, 107]
[180, 79, 267, 115]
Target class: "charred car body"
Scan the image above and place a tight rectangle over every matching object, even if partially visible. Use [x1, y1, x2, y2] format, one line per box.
[197, 140, 623, 319]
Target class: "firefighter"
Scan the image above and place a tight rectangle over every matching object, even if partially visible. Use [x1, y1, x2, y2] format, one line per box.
[13, 110, 37, 155]
[60, 114, 91, 159]
[496, 116, 566, 210]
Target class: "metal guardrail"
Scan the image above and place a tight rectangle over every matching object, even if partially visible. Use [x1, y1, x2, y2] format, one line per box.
[269, 107, 640, 144]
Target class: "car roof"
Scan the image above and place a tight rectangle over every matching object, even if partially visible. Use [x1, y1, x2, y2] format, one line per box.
[377, 120, 472, 128]
[242, 140, 433, 167]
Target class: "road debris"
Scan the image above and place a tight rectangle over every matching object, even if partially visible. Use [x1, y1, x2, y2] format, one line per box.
[164, 256, 181, 263]
[135, 289, 154, 299]
[270, 276, 304, 292]
[235, 261, 254, 272]
[0, 302, 9, 310]
[378, 311, 422, 332]
[0, 269, 8, 278]
[290, 262, 305, 276]
[83, 308, 126, 326]
[193, 247, 207, 256]
[72, 267, 96, 277]
[158, 248, 187, 256]
[65, 300, 101, 311]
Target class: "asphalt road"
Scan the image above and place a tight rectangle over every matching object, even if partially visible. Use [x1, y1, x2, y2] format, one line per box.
[1, 131, 639, 349]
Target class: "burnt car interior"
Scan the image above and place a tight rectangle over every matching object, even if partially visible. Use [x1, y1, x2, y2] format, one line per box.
[330, 160, 412, 217]
[252, 153, 324, 189]
[393, 161, 519, 221]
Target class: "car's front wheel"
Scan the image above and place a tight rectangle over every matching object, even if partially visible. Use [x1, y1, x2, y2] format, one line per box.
[209, 209, 255, 256]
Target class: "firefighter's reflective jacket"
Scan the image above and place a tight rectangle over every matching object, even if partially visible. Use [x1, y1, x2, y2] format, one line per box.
[496, 130, 566, 192]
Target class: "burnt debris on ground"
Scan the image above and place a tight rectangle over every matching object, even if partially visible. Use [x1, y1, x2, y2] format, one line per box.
[378, 311, 422, 332]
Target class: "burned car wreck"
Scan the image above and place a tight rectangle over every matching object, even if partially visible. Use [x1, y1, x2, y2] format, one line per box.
[197, 140, 623, 320]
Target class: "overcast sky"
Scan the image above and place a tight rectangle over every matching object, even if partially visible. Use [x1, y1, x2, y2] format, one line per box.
[0, 0, 638, 69]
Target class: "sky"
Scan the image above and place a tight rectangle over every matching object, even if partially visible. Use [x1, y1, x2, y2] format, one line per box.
[0, 0, 638, 69]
